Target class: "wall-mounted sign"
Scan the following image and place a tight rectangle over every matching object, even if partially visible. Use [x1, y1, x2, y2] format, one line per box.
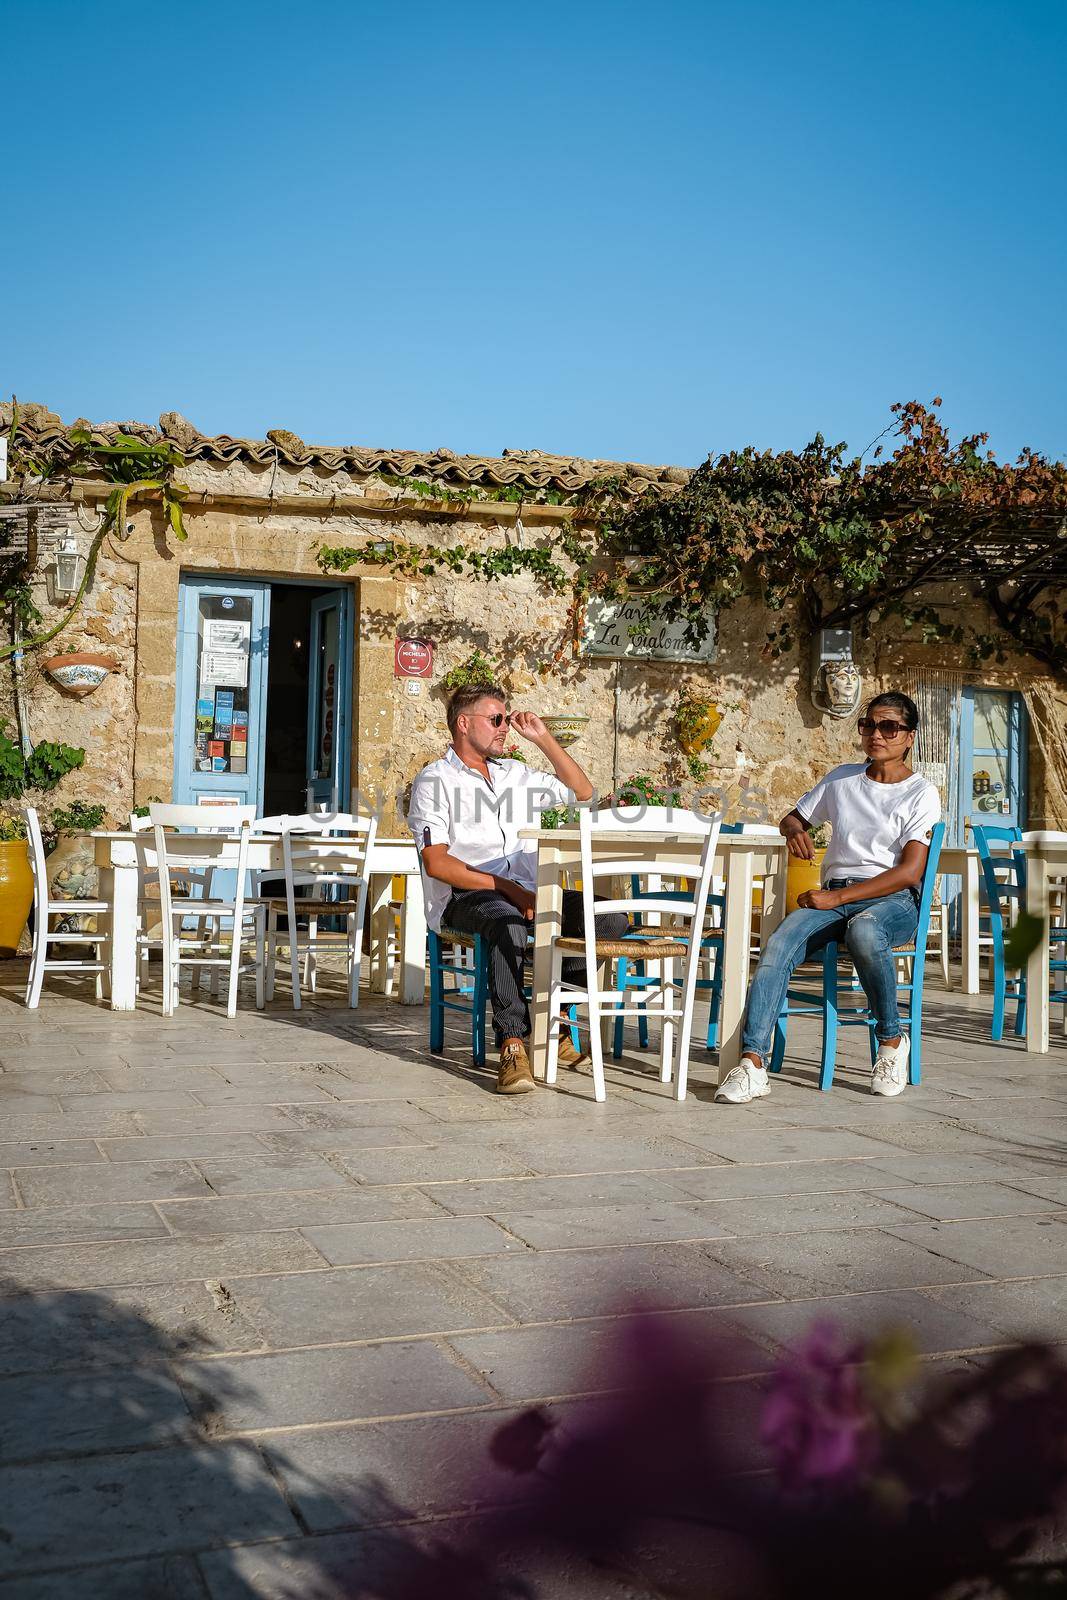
[395, 637, 434, 678]
[581, 597, 717, 663]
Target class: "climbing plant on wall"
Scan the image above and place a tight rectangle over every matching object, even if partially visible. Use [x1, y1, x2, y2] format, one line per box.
[0, 403, 190, 663]
[318, 401, 1067, 679]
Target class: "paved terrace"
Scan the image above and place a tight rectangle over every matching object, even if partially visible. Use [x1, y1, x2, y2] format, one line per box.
[0, 964, 1064, 1598]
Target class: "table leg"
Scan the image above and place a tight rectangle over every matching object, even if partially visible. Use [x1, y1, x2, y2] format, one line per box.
[367, 875, 392, 995]
[760, 854, 787, 946]
[531, 845, 564, 1081]
[717, 849, 755, 1081]
[399, 874, 427, 1005]
[960, 854, 980, 995]
[1026, 852, 1051, 1054]
[102, 862, 138, 1012]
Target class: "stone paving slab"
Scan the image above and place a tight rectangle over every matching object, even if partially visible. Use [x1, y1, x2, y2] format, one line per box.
[0, 968, 1064, 1595]
[229, 1260, 515, 1347]
[0, 1554, 207, 1600]
[176, 1337, 493, 1433]
[0, 1365, 193, 1462]
[0, 1443, 297, 1576]
[13, 1159, 213, 1207]
[0, 1230, 328, 1291]
[158, 1190, 445, 1237]
[302, 1214, 522, 1266]
[0, 1202, 170, 1249]
[456, 1241, 776, 1323]
[0, 1284, 264, 1373]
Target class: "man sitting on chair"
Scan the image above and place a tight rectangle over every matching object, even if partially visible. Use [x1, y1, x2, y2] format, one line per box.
[408, 682, 625, 1095]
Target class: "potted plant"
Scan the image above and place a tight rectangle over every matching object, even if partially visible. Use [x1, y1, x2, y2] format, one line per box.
[617, 774, 683, 807]
[676, 688, 722, 756]
[45, 802, 107, 934]
[785, 822, 831, 912]
[440, 650, 503, 692]
[0, 815, 32, 958]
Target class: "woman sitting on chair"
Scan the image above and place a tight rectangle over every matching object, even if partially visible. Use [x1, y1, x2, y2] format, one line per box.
[716, 692, 941, 1105]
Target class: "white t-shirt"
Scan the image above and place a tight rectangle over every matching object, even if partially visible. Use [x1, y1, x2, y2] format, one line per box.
[796, 762, 941, 883]
[407, 746, 573, 931]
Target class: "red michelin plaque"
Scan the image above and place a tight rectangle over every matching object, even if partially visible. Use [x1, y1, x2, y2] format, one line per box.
[394, 637, 434, 678]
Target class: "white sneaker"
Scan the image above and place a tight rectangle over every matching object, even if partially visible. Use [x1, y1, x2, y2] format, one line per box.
[871, 1034, 909, 1097]
[715, 1061, 770, 1105]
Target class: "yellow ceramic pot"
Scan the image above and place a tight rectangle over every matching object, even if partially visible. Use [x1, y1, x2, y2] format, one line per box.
[0, 840, 33, 958]
[678, 703, 722, 755]
[785, 848, 827, 915]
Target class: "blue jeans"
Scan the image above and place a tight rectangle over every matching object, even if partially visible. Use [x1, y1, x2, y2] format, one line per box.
[741, 881, 919, 1061]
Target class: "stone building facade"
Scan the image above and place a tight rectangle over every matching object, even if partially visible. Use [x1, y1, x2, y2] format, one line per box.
[3, 405, 1065, 835]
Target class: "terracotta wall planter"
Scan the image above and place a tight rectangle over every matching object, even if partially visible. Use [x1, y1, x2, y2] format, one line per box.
[542, 714, 589, 748]
[40, 652, 119, 698]
[0, 841, 33, 958]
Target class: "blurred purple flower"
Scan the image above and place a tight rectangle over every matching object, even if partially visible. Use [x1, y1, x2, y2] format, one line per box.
[489, 1407, 555, 1475]
[762, 1321, 878, 1490]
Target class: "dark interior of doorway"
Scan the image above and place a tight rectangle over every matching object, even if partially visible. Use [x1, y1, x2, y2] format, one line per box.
[262, 581, 338, 816]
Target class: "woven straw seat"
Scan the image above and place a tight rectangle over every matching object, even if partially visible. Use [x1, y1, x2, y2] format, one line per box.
[555, 934, 688, 959]
[439, 927, 478, 947]
[259, 895, 363, 910]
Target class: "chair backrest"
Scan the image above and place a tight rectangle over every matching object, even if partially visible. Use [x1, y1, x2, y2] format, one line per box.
[25, 808, 48, 920]
[148, 802, 258, 832]
[575, 805, 723, 979]
[281, 813, 379, 893]
[972, 823, 1023, 922]
[592, 805, 717, 835]
[150, 817, 253, 922]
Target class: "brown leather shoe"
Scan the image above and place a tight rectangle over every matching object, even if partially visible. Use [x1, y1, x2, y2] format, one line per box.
[497, 1039, 536, 1094]
[557, 1032, 590, 1071]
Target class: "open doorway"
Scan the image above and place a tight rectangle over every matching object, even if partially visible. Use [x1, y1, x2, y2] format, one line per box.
[262, 581, 352, 816]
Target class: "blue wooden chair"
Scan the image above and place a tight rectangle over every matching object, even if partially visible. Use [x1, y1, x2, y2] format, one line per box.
[971, 823, 1026, 1040]
[769, 822, 946, 1090]
[972, 824, 1067, 1041]
[429, 926, 579, 1068]
[611, 822, 740, 1060]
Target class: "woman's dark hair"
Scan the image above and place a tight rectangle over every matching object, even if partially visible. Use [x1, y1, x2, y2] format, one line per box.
[865, 692, 919, 732]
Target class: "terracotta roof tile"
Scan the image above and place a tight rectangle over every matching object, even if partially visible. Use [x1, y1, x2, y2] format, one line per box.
[2, 404, 690, 498]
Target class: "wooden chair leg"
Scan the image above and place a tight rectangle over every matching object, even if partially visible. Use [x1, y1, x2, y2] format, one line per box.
[472, 936, 488, 1068]
[818, 942, 839, 1091]
[659, 957, 675, 1084]
[25, 928, 47, 1010]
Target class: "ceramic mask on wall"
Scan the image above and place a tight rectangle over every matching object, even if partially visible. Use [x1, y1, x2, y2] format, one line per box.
[821, 659, 862, 719]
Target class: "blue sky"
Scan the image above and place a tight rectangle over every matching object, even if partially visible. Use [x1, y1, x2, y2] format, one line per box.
[5, 0, 1065, 468]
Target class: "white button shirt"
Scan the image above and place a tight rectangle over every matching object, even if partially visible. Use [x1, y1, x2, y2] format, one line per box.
[407, 746, 573, 931]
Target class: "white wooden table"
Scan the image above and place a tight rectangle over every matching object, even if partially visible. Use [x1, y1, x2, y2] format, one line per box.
[519, 827, 787, 1082]
[92, 833, 426, 1012]
[1024, 834, 1067, 1053]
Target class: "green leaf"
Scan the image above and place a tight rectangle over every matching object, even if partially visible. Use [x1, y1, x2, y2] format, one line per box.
[1003, 912, 1049, 969]
[168, 499, 188, 541]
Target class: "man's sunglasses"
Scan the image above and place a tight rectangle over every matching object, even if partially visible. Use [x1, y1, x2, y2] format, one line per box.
[475, 712, 512, 728]
[857, 717, 909, 737]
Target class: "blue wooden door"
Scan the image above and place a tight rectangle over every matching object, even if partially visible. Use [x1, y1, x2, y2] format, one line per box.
[174, 577, 271, 808]
[306, 589, 353, 812]
[955, 687, 1027, 842]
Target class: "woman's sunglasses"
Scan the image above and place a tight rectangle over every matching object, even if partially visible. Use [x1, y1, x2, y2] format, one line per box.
[857, 717, 909, 737]
[475, 712, 512, 728]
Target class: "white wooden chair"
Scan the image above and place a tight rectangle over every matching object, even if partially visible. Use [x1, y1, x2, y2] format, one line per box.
[255, 812, 379, 1009]
[545, 805, 722, 1103]
[132, 804, 259, 999]
[145, 805, 264, 1017]
[24, 807, 110, 1009]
